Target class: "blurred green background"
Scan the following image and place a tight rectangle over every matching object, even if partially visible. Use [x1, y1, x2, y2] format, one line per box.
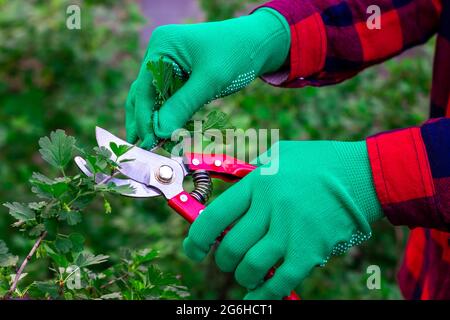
[0, 0, 434, 299]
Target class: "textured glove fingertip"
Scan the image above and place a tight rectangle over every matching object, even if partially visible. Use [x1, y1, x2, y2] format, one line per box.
[183, 237, 208, 262]
[126, 125, 138, 144]
[139, 134, 157, 150]
[153, 110, 177, 139]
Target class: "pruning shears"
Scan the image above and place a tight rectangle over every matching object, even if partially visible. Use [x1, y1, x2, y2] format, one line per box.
[75, 127, 299, 300]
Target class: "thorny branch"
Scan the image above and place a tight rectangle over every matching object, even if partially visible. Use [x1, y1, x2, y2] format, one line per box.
[6, 231, 48, 297]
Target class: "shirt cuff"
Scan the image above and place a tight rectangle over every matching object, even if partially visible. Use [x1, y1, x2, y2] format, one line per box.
[252, 0, 327, 85]
[366, 127, 441, 229]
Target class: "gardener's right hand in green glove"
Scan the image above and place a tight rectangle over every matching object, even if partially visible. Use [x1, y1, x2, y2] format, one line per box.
[183, 140, 384, 299]
[125, 8, 290, 149]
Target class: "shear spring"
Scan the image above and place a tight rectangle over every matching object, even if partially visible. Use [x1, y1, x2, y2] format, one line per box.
[190, 170, 212, 204]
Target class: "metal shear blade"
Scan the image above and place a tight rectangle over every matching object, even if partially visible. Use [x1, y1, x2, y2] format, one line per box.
[74, 156, 161, 198]
[94, 127, 187, 199]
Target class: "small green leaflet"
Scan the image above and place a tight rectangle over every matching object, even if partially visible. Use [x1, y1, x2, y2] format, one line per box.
[59, 211, 82, 226]
[0, 240, 18, 267]
[94, 146, 112, 159]
[29, 223, 45, 237]
[38, 129, 76, 169]
[75, 252, 109, 268]
[45, 244, 69, 267]
[133, 248, 159, 265]
[4, 202, 35, 221]
[47, 251, 68, 268]
[107, 183, 135, 195]
[31, 178, 69, 199]
[103, 198, 112, 214]
[33, 281, 59, 298]
[69, 233, 85, 253]
[43, 219, 58, 241]
[28, 201, 47, 211]
[54, 233, 84, 254]
[85, 147, 122, 175]
[147, 58, 184, 108]
[203, 110, 229, 131]
[30, 172, 54, 184]
[30, 173, 70, 200]
[85, 154, 106, 174]
[109, 142, 133, 158]
[55, 236, 72, 254]
[147, 265, 177, 286]
[186, 110, 234, 133]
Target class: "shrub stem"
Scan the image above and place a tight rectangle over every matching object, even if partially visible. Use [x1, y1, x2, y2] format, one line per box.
[7, 231, 48, 298]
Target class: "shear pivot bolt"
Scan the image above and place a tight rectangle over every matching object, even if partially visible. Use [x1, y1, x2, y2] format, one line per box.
[192, 158, 200, 166]
[156, 165, 173, 183]
[180, 194, 188, 202]
[214, 160, 222, 167]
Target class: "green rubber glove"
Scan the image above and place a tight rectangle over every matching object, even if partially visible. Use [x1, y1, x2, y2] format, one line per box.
[125, 8, 290, 149]
[183, 141, 384, 300]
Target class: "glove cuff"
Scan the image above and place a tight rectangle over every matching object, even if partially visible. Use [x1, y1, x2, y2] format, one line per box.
[249, 8, 291, 75]
[333, 141, 384, 225]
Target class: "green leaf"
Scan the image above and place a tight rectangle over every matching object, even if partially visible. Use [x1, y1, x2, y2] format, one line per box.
[97, 159, 108, 171]
[147, 58, 174, 106]
[85, 150, 117, 175]
[67, 211, 82, 226]
[103, 198, 112, 214]
[30, 173, 69, 199]
[29, 223, 45, 237]
[147, 58, 185, 109]
[135, 249, 158, 264]
[55, 236, 72, 254]
[107, 183, 135, 195]
[85, 155, 99, 174]
[69, 233, 85, 253]
[70, 189, 95, 210]
[94, 146, 112, 159]
[0, 240, 18, 267]
[36, 243, 48, 259]
[75, 252, 109, 268]
[186, 110, 234, 133]
[203, 110, 229, 130]
[44, 219, 58, 241]
[59, 211, 82, 226]
[28, 201, 47, 211]
[4, 202, 35, 221]
[38, 130, 76, 169]
[109, 142, 133, 158]
[30, 172, 54, 184]
[47, 251, 68, 268]
[64, 292, 73, 300]
[34, 281, 59, 298]
[36, 182, 68, 199]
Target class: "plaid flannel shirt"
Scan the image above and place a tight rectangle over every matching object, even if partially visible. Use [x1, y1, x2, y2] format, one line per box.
[256, 0, 450, 299]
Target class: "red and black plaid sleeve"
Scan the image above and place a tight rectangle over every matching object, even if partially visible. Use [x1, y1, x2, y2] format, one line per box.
[367, 118, 450, 231]
[256, 0, 441, 87]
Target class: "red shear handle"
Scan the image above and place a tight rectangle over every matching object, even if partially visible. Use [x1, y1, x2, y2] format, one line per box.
[168, 192, 300, 300]
[184, 153, 256, 181]
[168, 191, 205, 224]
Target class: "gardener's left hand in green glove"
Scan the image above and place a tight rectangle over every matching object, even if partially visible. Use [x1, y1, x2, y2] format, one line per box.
[125, 8, 290, 149]
[183, 140, 384, 299]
